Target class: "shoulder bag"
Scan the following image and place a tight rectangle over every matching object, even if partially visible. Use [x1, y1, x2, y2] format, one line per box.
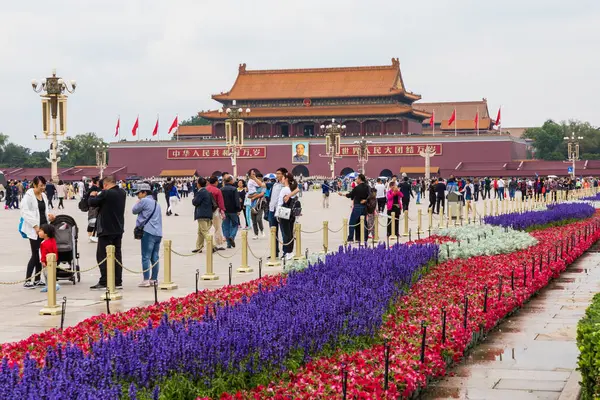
[134, 200, 157, 240]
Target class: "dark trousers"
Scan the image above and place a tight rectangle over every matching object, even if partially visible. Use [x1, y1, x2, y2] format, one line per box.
[279, 218, 294, 255]
[26, 237, 43, 282]
[348, 205, 368, 243]
[96, 234, 123, 286]
[484, 188, 491, 199]
[474, 189, 479, 201]
[376, 197, 386, 213]
[435, 196, 444, 214]
[165, 194, 170, 213]
[428, 195, 436, 210]
[387, 206, 401, 238]
[47, 197, 54, 209]
[268, 211, 280, 257]
[58, 197, 64, 209]
[402, 198, 410, 213]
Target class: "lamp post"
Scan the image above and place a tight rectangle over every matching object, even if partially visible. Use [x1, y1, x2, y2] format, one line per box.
[353, 137, 372, 176]
[94, 144, 109, 179]
[320, 119, 345, 179]
[218, 100, 250, 179]
[419, 147, 437, 180]
[563, 132, 583, 178]
[31, 69, 76, 182]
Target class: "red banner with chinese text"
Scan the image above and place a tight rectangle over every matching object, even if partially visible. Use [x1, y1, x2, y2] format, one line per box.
[167, 147, 267, 159]
[339, 144, 442, 157]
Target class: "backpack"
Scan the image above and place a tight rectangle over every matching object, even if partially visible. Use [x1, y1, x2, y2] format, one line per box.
[208, 191, 218, 213]
[366, 192, 377, 214]
[78, 190, 90, 212]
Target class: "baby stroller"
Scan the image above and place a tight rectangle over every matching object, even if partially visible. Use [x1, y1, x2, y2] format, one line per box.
[52, 215, 81, 284]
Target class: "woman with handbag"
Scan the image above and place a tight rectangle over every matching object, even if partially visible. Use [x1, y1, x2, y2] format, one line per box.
[276, 173, 298, 261]
[132, 182, 162, 287]
[20, 176, 55, 289]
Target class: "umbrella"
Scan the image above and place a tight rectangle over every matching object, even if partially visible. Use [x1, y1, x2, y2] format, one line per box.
[264, 173, 276, 179]
[345, 172, 358, 179]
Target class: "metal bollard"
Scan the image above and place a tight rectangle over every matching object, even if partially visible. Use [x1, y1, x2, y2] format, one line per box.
[201, 235, 219, 280]
[321, 221, 329, 254]
[464, 202, 468, 223]
[403, 211, 409, 236]
[439, 207, 444, 228]
[428, 208, 433, 231]
[483, 200, 487, 216]
[294, 223, 305, 260]
[373, 214, 379, 243]
[266, 226, 281, 267]
[237, 230, 254, 273]
[390, 212, 397, 242]
[159, 239, 178, 290]
[359, 215, 366, 245]
[448, 204, 453, 224]
[101, 245, 122, 301]
[40, 253, 62, 315]
[417, 209, 423, 233]
[342, 218, 348, 246]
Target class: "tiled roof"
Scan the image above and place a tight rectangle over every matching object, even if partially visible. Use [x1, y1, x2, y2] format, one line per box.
[159, 169, 197, 177]
[440, 118, 492, 130]
[400, 166, 440, 174]
[200, 104, 426, 119]
[212, 58, 421, 100]
[415, 100, 490, 124]
[177, 125, 212, 136]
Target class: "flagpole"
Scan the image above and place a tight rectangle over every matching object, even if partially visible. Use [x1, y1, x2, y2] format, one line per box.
[455, 108, 457, 137]
[499, 105, 502, 135]
[176, 113, 179, 141]
[476, 107, 479, 136]
[432, 110, 435, 136]
[118, 114, 121, 142]
[157, 114, 160, 142]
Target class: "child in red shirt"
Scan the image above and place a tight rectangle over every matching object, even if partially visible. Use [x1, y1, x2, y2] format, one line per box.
[38, 224, 60, 293]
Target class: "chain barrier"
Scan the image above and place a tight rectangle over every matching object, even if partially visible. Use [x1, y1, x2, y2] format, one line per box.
[328, 225, 344, 233]
[171, 249, 198, 257]
[214, 249, 240, 259]
[0, 257, 109, 285]
[116, 258, 160, 274]
[248, 244, 269, 260]
[277, 232, 297, 246]
[0, 270, 44, 285]
[300, 227, 325, 234]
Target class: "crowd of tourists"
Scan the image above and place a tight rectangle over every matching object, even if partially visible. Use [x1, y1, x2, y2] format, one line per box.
[9, 169, 597, 292]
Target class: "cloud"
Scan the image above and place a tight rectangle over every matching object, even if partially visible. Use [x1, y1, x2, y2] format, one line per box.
[0, 0, 599, 151]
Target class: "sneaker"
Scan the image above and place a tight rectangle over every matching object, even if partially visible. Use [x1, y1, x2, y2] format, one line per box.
[90, 236, 98, 243]
[23, 281, 35, 289]
[191, 249, 203, 254]
[230, 239, 236, 248]
[174, 214, 179, 216]
[285, 253, 294, 261]
[41, 284, 60, 293]
[35, 280, 46, 287]
[261, 231, 266, 238]
[149, 280, 158, 286]
[138, 280, 151, 288]
[252, 235, 259, 240]
[115, 284, 123, 290]
[90, 283, 107, 291]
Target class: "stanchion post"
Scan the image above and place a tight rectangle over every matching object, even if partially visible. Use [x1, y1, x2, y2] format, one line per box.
[373, 214, 379, 243]
[237, 230, 254, 273]
[294, 223, 305, 260]
[464, 202, 468, 223]
[321, 221, 329, 254]
[439, 207, 444, 229]
[359, 215, 366, 245]
[201, 235, 220, 280]
[159, 239, 178, 290]
[428, 208, 433, 232]
[390, 212, 397, 243]
[343, 218, 348, 246]
[483, 199, 487, 216]
[266, 226, 281, 267]
[418, 209, 424, 233]
[40, 253, 62, 315]
[403, 210, 410, 236]
[101, 245, 122, 301]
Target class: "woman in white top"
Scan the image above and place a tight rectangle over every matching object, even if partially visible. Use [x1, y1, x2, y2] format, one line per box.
[276, 172, 297, 260]
[56, 180, 66, 209]
[21, 176, 55, 288]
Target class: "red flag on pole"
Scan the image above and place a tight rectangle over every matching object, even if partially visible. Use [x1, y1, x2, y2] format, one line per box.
[132, 116, 139, 136]
[168, 115, 178, 135]
[448, 109, 456, 126]
[114, 117, 120, 137]
[474, 111, 479, 130]
[429, 111, 434, 127]
[495, 107, 502, 126]
[152, 117, 159, 136]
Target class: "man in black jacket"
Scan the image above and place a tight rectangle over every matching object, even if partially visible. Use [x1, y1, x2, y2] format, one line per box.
[435, 178, 447, 214]
[220, 176, 241, 248]
[399, 176, 414, 213]
[338, 173, 369, 243]
[192, 177, 213, 253]
[88, 175, 126, 290]
[45, 180, 56, 209]
[163, 178, 173, 216]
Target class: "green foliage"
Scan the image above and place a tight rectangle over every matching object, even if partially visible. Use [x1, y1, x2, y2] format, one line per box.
[523, 119, 600, 161]
[0, 132, 107, 168]
[180, 115, 211, 126]
[577, 292, 600, 399]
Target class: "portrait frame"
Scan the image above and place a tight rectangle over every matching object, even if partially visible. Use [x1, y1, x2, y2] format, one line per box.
[292, 141, 309, 164]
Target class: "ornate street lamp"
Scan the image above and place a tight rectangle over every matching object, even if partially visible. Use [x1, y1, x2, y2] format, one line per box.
[31, 69, 76, 182]
[353, 137, 372, 176]
[563, 132, 583, 178]
[93, 144, 109, 179]
[320, 119, 345, 179]
[218, 100, 250, 178]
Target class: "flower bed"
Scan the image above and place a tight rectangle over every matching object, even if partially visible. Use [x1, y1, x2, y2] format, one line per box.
[437, 225, 537, 260]
[0, 243, 437, 399]
[577, 292, 600, 400]
[484, 203, 595, 230]
[0, 274, 285, 367]
[222, 217, 600, 399]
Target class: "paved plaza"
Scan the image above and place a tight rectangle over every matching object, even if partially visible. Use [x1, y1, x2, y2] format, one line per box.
[0, 190, 472, 344]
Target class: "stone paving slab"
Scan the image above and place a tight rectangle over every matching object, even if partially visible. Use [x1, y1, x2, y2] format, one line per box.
[422, 251, 600, 399]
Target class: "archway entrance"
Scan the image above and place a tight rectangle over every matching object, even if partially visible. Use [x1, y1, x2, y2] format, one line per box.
[340, 167, 354, 176]
[292, 165, 310, 177]
[379, 169, 393, 178]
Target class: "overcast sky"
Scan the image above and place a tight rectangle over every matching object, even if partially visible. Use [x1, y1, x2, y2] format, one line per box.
[1, 0, 599, 151]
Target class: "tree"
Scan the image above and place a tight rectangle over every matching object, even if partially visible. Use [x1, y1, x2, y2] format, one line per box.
[180, 115, 211, 126]
[523, 119, 600, 160]
[59, 133, 108, 167]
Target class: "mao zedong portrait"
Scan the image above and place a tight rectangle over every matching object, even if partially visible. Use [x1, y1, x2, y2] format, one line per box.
[293, 142, 309, 163]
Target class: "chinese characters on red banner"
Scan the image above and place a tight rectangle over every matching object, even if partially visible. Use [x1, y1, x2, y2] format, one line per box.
[167, 147, 267, 159]
[339, 144, 442, 157]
